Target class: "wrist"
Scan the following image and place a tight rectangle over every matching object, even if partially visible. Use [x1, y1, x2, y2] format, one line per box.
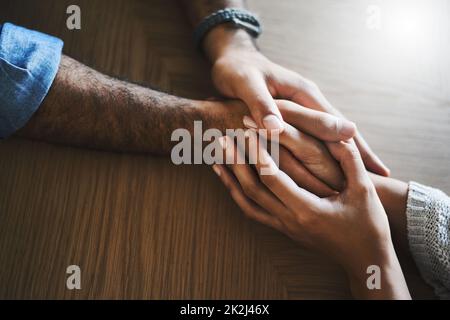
[370, 174, 409, 252]
[346, 242, 410, 299]
[197, 99, 248, 132]
[344, 235, 395, 277]
[370, 175, 408, 213]
[203, 24, 257, 63]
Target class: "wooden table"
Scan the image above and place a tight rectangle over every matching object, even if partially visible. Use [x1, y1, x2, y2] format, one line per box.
[0, 0, 448, 299]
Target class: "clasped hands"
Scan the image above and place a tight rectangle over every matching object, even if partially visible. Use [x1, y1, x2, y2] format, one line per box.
[211, 100, 408, 299]
[204, 26, 410, 299]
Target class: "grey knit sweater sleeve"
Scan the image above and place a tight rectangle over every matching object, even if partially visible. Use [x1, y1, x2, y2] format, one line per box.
[407, 181, 450, 299]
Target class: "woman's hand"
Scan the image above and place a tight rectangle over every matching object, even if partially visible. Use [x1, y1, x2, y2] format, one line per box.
[212, 132, 410, 299]
[203, 25, 390, 177]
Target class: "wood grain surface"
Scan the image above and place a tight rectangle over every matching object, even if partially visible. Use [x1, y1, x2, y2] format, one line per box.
[0, 0, 449, 299]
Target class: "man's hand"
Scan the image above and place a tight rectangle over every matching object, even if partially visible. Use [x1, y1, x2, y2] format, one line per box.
[203, 25, 390, 177]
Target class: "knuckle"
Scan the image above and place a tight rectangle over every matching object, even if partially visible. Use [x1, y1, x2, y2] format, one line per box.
[216, 62, 251, 82]
[234, 69, 251, 82]
[212, 59, 231, 77]
[295, 212, 318, 229]
[354, 180, 375, 195]
[315, 114, 340, 135]
[341, 143, 360, 160]
[227, 67, 250, 84]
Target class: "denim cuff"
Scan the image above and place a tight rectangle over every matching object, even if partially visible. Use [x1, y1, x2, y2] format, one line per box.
[0, 22, 64, 138]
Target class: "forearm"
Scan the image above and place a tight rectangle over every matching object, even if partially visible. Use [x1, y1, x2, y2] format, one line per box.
[345, 174, 411, 299]
[16, 55, 243, 154]
[370, 174, 410, 253]
[347, 242, 411, 299]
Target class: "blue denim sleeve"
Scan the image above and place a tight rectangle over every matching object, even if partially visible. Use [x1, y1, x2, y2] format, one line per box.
[0, 22, 64, 138]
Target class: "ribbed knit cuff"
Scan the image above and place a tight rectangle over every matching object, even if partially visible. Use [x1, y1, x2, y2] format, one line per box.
[406, 181, 450, 299]
[406, 182, 432, 278]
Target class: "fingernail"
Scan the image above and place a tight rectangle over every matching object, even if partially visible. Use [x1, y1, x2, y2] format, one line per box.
[263, 115, 284, 131]
[339, 120, 357, 137]
[243, 116, 258, 129]
[212, 165, 221, 177]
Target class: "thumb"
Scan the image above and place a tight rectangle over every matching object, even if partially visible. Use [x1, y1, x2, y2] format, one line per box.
[236, 73, 284, 132]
